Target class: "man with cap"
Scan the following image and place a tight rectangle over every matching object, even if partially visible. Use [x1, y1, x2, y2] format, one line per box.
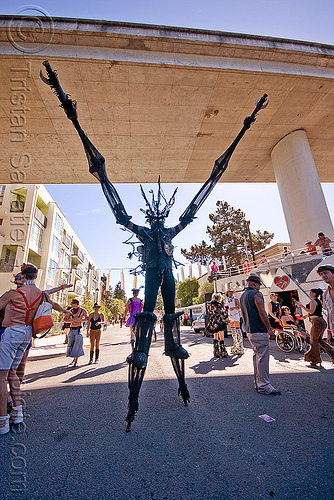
[240, 274, 281, 395]
[0, 264, 68, 434]
[314, 232, 333, 256]
[317, 264, 334, 346]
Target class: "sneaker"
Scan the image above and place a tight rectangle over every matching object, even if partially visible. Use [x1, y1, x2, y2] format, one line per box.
[10, 405, 23, 424]
[0, 416, 10, 435]
[258, 388, 281, 395]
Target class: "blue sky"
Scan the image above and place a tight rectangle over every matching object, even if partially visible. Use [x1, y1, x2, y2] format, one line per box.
[2, 0, 334, 295]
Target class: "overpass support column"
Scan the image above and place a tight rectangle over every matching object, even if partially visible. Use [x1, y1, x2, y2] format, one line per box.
[271, 129, 334, 250]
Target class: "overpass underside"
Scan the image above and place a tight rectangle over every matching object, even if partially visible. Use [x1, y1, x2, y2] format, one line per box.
[1, 16, 334, 185]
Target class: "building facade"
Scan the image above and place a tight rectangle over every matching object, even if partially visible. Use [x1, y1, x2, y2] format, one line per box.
[0, 184, 100, 305]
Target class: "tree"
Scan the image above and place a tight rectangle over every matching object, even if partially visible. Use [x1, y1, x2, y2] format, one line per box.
[195, 282, 214, 305]
[81, 294, 94, 314]
[176, 277, 200, 307]
[155, 288, 164, 311]
[181, 200, 274, 267]
[102, 291, 126, 322]
[113, 281, 126, 301]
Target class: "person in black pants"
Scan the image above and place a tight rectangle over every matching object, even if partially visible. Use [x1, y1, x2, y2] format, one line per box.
[87, 303, 105, 364]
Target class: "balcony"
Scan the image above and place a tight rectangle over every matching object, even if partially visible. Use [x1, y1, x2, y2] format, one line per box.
[72, 247, 84, 264]
[92, 269, 99, 280]
[34, 207, 47, 227]
[10, 200, 25, 212]
[73, 267, 83, 279]
[0, 259, 15, 272]
[62, 233, 72, 250]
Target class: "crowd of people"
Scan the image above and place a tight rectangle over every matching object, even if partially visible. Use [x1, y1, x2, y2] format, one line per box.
[205, 265, 334, 393]
[1, 260, 334, 434]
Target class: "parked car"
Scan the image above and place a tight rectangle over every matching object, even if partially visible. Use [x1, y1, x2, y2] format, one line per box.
[192, 314, 206, 334]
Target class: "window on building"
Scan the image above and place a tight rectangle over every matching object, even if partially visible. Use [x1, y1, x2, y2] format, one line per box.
[0, 185, 5, 205]
[0, 218, 3, 225]
[30, 221, 44, 249]
[10, 193, 25, 212]
[63, 252, 70, 270]
[48, 259, 58, 281]
[54, 213, 63, 234]
[60, 250, 70, 271]
[51, 234, 61, 257]
[62, 272, 69, 284]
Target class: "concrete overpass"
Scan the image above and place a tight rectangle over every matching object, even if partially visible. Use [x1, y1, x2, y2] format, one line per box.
[1, 16, 334, 248]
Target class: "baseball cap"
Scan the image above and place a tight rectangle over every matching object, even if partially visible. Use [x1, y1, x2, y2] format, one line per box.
[317, 264, 334, 274]
[246, 274, 261, 284]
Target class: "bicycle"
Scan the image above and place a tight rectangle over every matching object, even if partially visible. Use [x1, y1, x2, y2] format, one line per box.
[275, 327, 310, 354]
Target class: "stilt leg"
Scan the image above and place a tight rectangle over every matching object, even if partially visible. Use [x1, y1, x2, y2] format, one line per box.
[163, 312, 190, 405]
[125, 312, 156, 431]
[170, 358, 190, 406]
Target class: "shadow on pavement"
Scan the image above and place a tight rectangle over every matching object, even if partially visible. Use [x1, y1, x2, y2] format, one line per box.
[62, 362, 127, 383]
[189, 353, 242, 374]
[24, 359, 127, 384]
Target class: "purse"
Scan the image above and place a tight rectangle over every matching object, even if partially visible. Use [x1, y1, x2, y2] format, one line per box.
[33, 293, 54, 337]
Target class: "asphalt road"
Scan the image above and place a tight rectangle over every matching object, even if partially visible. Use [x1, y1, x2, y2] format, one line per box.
[1, 325, 334, 500]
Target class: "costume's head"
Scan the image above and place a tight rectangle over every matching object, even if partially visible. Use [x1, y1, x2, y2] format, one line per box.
[140, 177, 177, 227]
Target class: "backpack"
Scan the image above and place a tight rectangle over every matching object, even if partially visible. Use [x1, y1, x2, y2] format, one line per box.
[32, 293, 54, 337]
[12, 289, 53, 337]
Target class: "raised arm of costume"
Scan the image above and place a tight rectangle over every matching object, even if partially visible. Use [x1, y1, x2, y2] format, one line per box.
[40, 61, 132, 228]
[179, 94, 268, 226]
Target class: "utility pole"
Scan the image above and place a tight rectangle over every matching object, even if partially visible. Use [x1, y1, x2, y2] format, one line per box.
[245, 220, 256, 267]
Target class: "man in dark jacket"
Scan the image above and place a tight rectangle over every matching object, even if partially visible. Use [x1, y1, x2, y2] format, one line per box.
[240, 274, 281, 395]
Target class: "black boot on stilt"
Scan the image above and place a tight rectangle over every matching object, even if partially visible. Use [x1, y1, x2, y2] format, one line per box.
[163, 312, 190, 406]
[125, 312, 156, 432]
[88, 351, 94, 365]
[94, 349, 99, 363]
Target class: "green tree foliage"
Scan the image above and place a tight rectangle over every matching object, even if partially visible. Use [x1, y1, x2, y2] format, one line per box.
[102, 291, 126, 322]
[155, 288, 164, 311]
[81, 294, 94, 314]
[194, 282, 214, 305]
[181, 201, 274, 267]
[113, 281, 126, 301]
[176, 277, 200, 307]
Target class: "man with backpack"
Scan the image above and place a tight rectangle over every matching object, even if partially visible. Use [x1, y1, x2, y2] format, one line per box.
[0, 264, 67, 435]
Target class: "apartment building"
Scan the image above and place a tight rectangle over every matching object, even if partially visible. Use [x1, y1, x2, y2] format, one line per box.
[0, 184, 100, 304]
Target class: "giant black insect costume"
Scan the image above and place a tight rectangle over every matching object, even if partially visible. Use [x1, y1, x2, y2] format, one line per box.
[41, 61, 267, 431]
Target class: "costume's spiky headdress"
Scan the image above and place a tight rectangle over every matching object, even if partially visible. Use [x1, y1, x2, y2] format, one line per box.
[140, 177, 177, 222]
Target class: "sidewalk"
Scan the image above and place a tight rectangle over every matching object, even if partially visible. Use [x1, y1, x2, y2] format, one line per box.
[28, 326, 114, 361]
